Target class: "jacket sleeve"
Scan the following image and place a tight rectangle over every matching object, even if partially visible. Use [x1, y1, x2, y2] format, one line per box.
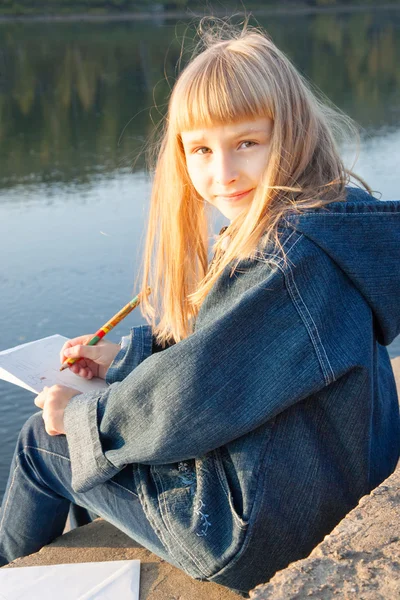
[105, 326, 153, 384]
[64, 251, 334, 493]
[106, 326, 176, 384]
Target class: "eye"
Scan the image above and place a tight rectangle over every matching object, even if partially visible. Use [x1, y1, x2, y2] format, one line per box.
[194, 146, 211, 155]
[239, 141, 257, 149]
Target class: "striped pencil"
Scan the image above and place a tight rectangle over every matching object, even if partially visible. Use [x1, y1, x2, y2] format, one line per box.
[60, 288, 150, 372]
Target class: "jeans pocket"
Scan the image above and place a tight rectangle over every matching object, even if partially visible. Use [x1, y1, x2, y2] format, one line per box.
[213, 448, 249, 530]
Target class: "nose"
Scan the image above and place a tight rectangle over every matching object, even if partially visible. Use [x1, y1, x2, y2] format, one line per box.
[214, 151, 237, 186]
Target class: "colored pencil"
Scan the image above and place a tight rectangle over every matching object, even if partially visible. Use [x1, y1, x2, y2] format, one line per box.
[59, 289, 150, 372]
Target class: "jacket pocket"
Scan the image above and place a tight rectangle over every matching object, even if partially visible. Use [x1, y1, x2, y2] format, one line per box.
[213, 447, 249, 530]
[212, 421, 277, 530]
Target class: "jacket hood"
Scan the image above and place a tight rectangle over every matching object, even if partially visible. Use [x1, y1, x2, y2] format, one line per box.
[286, 187, 400, 346]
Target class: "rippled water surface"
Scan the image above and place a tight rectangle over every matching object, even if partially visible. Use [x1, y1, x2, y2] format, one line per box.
[0, 10, 399, 498]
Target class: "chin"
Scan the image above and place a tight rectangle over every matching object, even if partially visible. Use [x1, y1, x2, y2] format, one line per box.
[222, 208, 246, 221]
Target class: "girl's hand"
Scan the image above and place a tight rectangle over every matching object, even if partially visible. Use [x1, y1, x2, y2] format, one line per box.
[34, 385, 80, 436]
[60, 335, 121, 380]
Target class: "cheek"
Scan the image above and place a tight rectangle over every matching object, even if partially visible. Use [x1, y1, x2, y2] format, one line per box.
[254, 148, 270, 179]
[242, 159, 267, 188]
[186, 162, 207, 194]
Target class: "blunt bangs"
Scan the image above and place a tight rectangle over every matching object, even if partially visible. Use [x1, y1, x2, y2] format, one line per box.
[170, 46, 272, 133]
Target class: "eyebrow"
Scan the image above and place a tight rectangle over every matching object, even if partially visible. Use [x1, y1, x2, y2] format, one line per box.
[182, 128, 269, 144]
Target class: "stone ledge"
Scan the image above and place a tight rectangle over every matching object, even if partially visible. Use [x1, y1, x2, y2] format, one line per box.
[250, 461, 400, 599]
[2, 519, 240, 599]
[2, 357, 400, 599]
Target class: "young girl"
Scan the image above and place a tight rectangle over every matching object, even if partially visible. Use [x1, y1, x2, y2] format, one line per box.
[1, 19, 399, 594]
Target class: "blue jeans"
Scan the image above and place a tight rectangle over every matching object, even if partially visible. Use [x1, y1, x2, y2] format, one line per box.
[0, 412, 171, 567]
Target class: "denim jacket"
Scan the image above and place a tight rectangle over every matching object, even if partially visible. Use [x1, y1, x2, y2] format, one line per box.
[64, 187, 400, 592]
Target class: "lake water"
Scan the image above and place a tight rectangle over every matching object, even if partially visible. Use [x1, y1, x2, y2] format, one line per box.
[0, 10, 399, 499]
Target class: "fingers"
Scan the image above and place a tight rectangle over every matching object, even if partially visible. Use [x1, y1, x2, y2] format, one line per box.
[34, 386, 47, 409]
[34, 387, 61, 435]
[42, 401, 65, 436]
[69, 363, 93, 379]
[34, 384, 78, 436]
[59, 334, 94, 364]
[61, 343, 101, 364]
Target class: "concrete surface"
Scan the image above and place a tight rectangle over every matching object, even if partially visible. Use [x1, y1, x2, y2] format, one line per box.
[250, 461, 400, 599]
[3, 519, 240, 599]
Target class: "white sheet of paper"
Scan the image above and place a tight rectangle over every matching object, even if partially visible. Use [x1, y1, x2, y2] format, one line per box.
[0, 335, 108, 394]
[0, 560, 140, 600]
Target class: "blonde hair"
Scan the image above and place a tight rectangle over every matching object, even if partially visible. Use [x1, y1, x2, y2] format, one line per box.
[138, 18, 371, 347]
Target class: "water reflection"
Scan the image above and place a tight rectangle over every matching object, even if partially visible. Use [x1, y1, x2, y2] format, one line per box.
[0, 11, 399, 189]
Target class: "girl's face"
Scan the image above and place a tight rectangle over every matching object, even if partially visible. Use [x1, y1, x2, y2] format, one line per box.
[181, 117, 273, 221]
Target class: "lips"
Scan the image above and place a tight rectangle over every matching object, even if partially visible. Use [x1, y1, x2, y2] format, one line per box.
[217, 189, 253, 200]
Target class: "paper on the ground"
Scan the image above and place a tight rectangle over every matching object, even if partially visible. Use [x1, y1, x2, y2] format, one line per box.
[0, 334, 108, 394]
[0, 560, 140, 600]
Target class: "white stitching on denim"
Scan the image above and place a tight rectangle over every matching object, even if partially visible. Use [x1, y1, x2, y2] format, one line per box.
[154, 466, 210, 575]
[155, 468, 207, 574]
[255, 231, 334, 381]
[139, 327, 145, 364]
[271, 235, 335, 385]
[20, 446, 71, 462]
[281, 229, 296, 249]
[109, 479, 138, 499]
[283, 233, 304, 254]
[280, 261, 331, 383]
[16, 446, 72, 490]
[151, 466, 210, 577]
[213, 463, 230, 504]
[253, 229, 296, 263]
[253, 236, 301, 274]
[270, 236, 333, 382]
[20, 446, 142, 508]
[285, 264, 335, 383]
[22, 447, 140, 499]
[287, 210, 399, 217]
[194, 499, 212, 537]
[213, 454, 248, 530]
[287, 234, 335, 381]
[259, 233, 303, 272]
[0, 462, 20, 535]
[276, 260, 331, 382]
[134, 472, 172, 556]
[177, 461, 196, 496]
[260, 232, 303, 263]
[151, 468, 197, 570]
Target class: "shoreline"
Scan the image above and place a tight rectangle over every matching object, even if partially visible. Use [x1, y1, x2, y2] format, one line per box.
[0, 3, 399, 23]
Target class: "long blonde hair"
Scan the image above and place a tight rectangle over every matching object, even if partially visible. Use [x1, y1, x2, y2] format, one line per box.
[138, 18, 370, 347]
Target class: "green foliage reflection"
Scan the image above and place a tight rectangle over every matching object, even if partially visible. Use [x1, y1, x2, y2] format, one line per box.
[0, 13, 399, 189]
